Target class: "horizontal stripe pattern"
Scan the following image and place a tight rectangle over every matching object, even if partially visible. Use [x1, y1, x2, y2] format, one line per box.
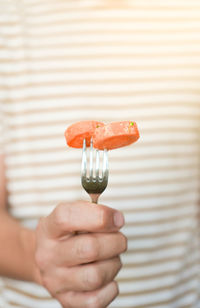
[0, 0, 200, 307]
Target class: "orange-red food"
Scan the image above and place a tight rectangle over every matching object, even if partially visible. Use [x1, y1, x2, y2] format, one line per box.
[93, 121, 140, 150]
[65, 120, 104, 148]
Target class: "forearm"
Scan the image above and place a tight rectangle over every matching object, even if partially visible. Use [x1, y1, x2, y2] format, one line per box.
[0, 210, 41, 284]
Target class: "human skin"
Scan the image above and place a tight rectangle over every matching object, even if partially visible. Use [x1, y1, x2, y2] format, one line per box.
[0, 155, 127, 308]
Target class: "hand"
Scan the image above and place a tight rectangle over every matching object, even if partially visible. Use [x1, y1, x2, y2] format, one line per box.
[35, 201, 127, 308]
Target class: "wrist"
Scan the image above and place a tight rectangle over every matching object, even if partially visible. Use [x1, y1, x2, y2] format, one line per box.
[19, 227, 42, 285]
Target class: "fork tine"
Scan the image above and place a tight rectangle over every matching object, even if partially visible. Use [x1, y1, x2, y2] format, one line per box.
[81, 138, 87, 177]
[89, 138, 93, 179]
[95, 150, 100, 179]
[102, 149, 109, 178]
[81, 139, 109, 204]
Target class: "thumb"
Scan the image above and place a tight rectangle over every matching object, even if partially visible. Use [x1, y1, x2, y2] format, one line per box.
[43, 201, 125, 238]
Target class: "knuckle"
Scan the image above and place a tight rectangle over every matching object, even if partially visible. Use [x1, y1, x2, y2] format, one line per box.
[114, 281, 120, 297]
[35, 250, 47, 271]
[119, 233, 128, 253]
[86, 295, 101, 308]
[56, 292, 73, 308]
[42, 275, 52, 291]
[36, 217, 51, 241]
[97, 208, 107, 228]
[84, 266, 102, 290]
[54, 203, 67, 230]
[35, 242, 55, 272]
[42, 276, 49, 289]
[117, 256, 123, 271]
[79, 236, 99, 261]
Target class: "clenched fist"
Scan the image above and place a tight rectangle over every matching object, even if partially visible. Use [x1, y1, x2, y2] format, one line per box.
[35, 201, 127, 308]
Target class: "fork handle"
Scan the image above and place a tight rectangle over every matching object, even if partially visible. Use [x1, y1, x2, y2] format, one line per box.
[90, 193, 100, 204]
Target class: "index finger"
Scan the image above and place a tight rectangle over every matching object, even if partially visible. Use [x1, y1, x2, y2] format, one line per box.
[44, 201, 125, 238]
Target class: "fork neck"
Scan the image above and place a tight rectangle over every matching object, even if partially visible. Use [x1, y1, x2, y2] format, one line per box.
[90, 194, 100, 204]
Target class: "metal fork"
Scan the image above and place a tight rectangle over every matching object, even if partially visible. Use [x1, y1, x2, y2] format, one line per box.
[81, 138, 109, 204]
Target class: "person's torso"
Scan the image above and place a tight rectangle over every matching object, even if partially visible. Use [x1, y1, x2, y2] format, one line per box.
[0, 1, 200, 307]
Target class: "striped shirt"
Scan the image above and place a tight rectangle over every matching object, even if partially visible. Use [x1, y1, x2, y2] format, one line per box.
[0, 0, 200, 307]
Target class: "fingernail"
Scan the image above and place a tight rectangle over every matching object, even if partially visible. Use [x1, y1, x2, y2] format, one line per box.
[113, 211, 125, 228]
